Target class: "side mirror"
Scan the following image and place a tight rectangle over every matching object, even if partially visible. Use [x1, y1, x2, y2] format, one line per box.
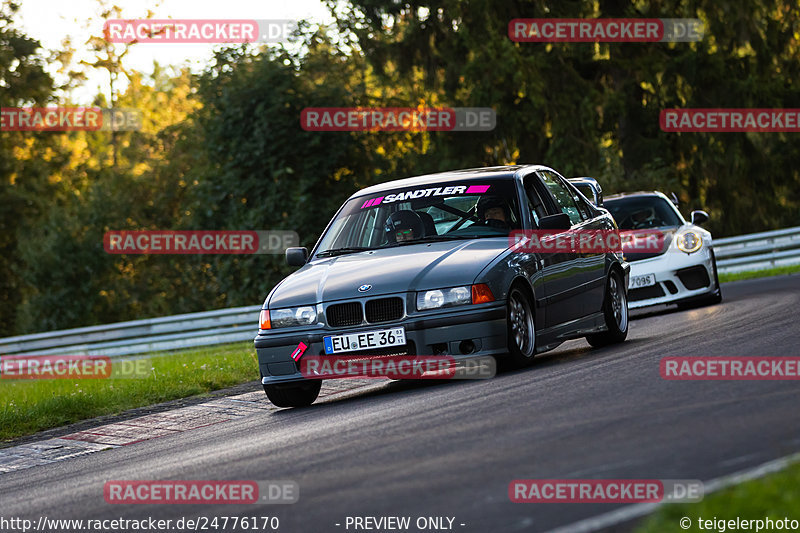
[286, 247, 309, 267]
[538, 213, 572, 231]
[690, 210, 709, 226]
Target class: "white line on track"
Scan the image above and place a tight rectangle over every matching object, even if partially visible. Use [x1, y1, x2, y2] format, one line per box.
[544, 451, 800, 533]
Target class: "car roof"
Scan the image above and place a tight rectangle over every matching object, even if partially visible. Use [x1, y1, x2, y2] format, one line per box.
[604, 191, 667, 201]
[351, 164, 548, 198]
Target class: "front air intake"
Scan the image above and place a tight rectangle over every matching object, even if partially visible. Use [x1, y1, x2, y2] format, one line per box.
[365, 297, 404, 323]
[326, 302, 363, 327]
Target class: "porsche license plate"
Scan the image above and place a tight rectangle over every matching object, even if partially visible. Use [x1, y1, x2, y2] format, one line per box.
[629, 273, 656, 289]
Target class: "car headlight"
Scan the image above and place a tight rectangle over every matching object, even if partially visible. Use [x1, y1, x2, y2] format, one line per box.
[417, 286, 472, 310]
[676, 231, 703, 253]
[261, 306, 316, 329]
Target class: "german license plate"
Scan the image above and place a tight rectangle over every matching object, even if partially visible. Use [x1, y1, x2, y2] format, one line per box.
[323, 327, 406, 354]
[629, 273, 656, 289]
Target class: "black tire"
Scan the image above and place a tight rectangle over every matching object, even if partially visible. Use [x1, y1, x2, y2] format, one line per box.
[706, 251, 724, 303]
[263, 380, 322, 408]
[505, 285, 537, 368]
[586, 269, 629, 348]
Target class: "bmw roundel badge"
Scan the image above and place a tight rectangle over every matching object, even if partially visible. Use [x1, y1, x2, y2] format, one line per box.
[358, 284, 372, 292]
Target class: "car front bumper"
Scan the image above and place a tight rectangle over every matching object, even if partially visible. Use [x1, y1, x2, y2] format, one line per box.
[255, 303, 507, 385]
[626, 248, 717, 309]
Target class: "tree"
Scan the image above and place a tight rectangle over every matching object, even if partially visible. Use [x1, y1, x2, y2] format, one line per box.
[0, 1, 55, 336]
[329, 0, 800, 235]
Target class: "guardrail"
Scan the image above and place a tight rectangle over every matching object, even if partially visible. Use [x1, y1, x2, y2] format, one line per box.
[714, 226, 800, 274]
[0, 305, 261, 358]
[1, 226, 798, 358]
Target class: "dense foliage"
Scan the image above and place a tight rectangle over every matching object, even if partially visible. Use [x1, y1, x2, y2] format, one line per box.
[2, 0, 799, 335]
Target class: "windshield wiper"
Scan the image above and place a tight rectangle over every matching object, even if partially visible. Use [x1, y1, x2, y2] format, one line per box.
[316, 246, 372, 257]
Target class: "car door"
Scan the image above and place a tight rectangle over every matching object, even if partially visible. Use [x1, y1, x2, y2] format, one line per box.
[522, 172, 585, 328]
[558, 172, 608, 316]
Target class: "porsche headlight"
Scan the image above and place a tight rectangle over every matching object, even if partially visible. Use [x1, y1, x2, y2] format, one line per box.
[417, 286, 472, 310]
[676, 231, 703, 253]
[267, 306, 317, 328]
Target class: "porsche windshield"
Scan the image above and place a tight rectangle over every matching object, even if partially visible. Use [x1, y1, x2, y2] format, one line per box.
[315, 180, 521, 257]
[604, 196, 683, 230]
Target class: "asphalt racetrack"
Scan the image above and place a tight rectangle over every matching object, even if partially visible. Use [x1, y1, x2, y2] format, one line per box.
[3, 275, 799, 533]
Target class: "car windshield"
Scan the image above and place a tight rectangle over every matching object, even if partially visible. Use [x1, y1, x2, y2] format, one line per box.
[604, 196, 683, 230]
[315, 179, 521, 257]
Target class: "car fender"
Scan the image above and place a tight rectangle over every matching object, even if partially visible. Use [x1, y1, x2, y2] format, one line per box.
[473, 248, 540, 305]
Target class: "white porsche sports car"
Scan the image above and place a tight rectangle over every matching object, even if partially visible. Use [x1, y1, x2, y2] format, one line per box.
[603, 191, 722, 309]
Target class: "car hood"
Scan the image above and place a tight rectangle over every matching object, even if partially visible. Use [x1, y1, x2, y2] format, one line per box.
[622, 224, 710, 262]
[622, 226, 676, 262]
[267, 239, 509, 307]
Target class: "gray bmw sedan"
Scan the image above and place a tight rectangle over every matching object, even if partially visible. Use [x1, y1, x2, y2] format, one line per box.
[255, 165, 630, 406]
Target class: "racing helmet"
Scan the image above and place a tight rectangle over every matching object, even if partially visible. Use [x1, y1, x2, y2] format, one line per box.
[385, 210, 425, 243]
[631, 207, 657, 228]
[476, 196, 511, 223]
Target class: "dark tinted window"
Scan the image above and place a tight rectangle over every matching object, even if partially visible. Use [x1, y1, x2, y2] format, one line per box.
[539, 171, 583, 225]
[573, 184, 596, 204]
[604, 196, 683, 229]
[566, 182, 594, 220]
[522, 176, 549, 227]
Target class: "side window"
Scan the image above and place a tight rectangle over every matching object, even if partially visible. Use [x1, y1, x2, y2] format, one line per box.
[523, 176, 548, 227]
[574, 194, 594, 220]
[539, 171, 583, 225]
[565, 182, 595, 220]
[574, 184, 596, 206]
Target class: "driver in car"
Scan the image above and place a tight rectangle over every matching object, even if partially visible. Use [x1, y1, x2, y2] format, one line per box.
[477, 196, 512, 229]
[385, 210, 425, 243]
[630, 207, 658, 229]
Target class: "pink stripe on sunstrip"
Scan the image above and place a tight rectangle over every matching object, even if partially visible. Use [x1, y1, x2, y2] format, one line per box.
[466, 185, 490, 194]
[360, 197, 384, 209]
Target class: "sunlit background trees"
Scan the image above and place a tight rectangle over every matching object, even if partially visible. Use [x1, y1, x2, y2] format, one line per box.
[2, 0, 799, 335]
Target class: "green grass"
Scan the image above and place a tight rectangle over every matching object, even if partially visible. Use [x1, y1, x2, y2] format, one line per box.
[719, 263, 800, 283]
[636, 460, 800, 532]
[0, 342, 259, 442]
